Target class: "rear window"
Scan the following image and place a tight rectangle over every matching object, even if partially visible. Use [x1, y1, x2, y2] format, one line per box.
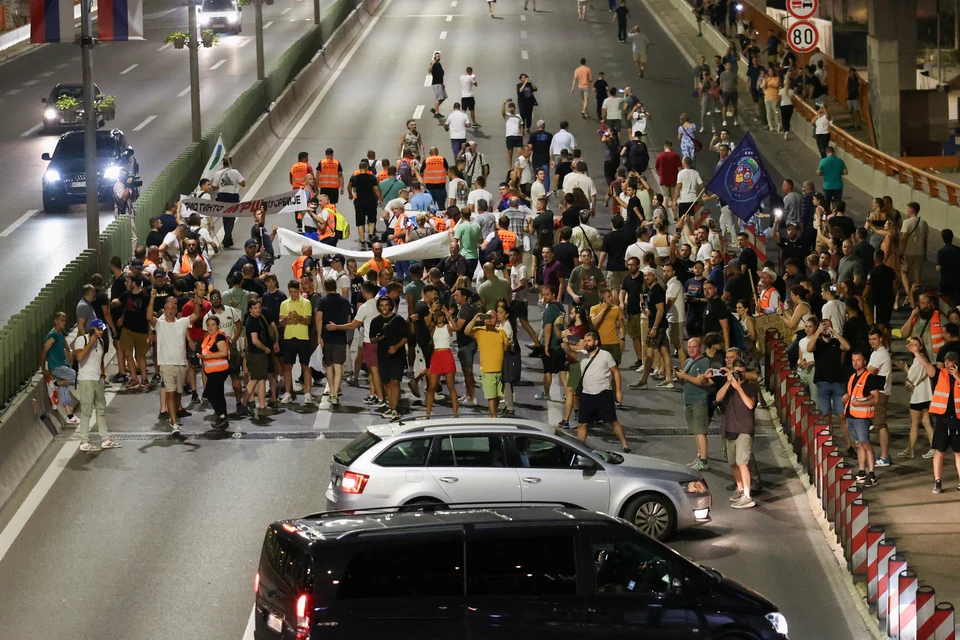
[261, 528, 313, 591]
[333, 431, 381, 466]
[466, 536, 576, 596]
[374, 437, 432, 467]
[337, 540, 464, 599]
[202, 0, 236, 10]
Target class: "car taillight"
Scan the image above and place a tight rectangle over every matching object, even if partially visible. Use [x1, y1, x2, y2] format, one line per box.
[254, 572, 259, 596]
[295, 593, 310, 639]
[341, 471, 369, 494]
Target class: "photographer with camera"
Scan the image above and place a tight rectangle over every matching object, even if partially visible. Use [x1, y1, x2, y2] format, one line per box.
[113, 169, 138, 217]
[717, 359, 759, 509]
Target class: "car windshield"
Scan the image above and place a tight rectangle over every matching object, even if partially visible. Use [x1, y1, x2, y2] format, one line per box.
[552, 428, 623, 464]
[53, 134, 117, 159]
[202, 0, 236, 10]
[55, 86, 84, 100]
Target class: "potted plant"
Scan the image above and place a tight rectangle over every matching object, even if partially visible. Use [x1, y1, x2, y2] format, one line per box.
[201, 29, 218, 48]
[96, 95, 117, 121]
[165, 31, 189, 49]
[55, 95, 80, 121]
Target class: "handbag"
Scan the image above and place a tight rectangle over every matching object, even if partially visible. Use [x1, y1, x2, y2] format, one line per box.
[681, 125, 703, 153]
[575, 351, 600, 396]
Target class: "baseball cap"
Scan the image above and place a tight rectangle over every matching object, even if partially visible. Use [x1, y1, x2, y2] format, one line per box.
[331, 254, 345, 264]
[786, 220, 799, 228]
[89, 319, 107, 331]
[244, 238, 259, 248]
[154, 269, 167, 278]
[727, 258, 740, 269]
[130, 259, 144, 269]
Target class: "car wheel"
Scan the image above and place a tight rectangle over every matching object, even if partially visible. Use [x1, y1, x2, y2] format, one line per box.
[623, 493, 677, 541]
[399, 498, 445, 513]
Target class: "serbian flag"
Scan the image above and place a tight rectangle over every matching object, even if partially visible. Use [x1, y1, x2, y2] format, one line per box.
[30, 0, 76, 43]
[97, 0, 144, 41]
[706, 132, 776, 223]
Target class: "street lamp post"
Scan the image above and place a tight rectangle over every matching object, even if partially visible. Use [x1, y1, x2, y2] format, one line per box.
[255, 0, 265, 81]
[314, 0, 320, 24]
[80, 0, 99, 250]
[188, 0, 202, 142]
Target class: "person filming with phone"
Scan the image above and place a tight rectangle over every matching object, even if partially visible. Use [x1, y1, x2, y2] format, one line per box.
[716, 359, 759, 509]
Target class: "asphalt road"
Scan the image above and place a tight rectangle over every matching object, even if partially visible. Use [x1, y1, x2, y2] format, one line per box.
[0, 1, 876, 639]
[0, 0, 317, 325]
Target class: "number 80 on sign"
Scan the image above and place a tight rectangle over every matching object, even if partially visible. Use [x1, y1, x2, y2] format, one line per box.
[787, 20, 818, 53]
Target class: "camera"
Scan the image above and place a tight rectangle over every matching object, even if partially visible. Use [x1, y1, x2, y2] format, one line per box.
[128, 173, 143, 189]
[733, 371, 744, 382]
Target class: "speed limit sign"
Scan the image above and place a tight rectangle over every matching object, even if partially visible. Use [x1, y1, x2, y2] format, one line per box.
[786, 0, 819, 20]
[787, 21, 819, 53]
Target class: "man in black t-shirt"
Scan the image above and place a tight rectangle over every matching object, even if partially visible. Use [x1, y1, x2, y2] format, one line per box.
[554, 150, 573, 194]
[620, 257, 646, 369]
[809, 319, 854, 453]
[317, 278, 353, 405]
[593, 72, 609, 121]
[531, 201, 555, 259]
[865, 248, 896, 337]
[600, 214, 633, 293]
[560, 194, 582, 228]
[552, 228, 580, 285]
[146, 217, 166, 250]
[370, 297, 408, 420]
[722, 260, 752, 310]
[632, 267, 671, 388]
[347, 161, 382, 248]
[701, 280, 731, 349]
[115, 274, 151, 388]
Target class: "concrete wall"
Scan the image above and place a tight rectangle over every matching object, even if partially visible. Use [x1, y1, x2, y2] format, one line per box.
[0, 376, 57, 510]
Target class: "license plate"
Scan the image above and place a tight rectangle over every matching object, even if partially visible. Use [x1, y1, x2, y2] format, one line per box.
[266, 613, 283, 633]
[69, 181, 86, 189]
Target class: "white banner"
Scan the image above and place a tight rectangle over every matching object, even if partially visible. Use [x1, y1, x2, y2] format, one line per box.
[180, 189, 307, 218]
[275, 227, 452, 262]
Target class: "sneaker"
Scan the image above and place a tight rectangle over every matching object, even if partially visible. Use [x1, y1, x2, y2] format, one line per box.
[693, 459, 709, 471]
[846, 446, 857, 459]
[922, 449, 936, 459]
[191, 391, 200, 404]
[933, 479, 942, 494]
[655, 380, 675, 389]
[253, 406, 261, 421]
[722, 119, 728, 126]
[170, 424, 182, 437]
[863, 474, 879, 488]
[468, 397, 478, 407]
[109, 373, 126, 384]
[150, 373, 162, 384]
[408, 379, 422, 398]
[897, 449, 915, 459]
[874, 456, 892, 467]
[280, 392, 293, 404]
[380, 407, 395, 418]
[855, 471, 866, 484]
[101, 438, 121, 449]
[177, 409, 192, 418]
[362, 395, 378, 405]
[687, 458, 702, 468]
[79, 442, 101, 452]
[434, 393, 446, 402]
[303, 393, 315, 404]
[732, 495, 756, 509]
[729, 488, 743, 502]
[631, 359, 643, 369]
[214, 416, 229, 430]
[534, 392, 551, 401]
[65, 414, 80, 425]
[235, 404, 250, 415]
[374, 400, 388, 409]
[629, 379, 647, 389]
[557, 419, 570, 429]
[158, 411, 169, 420]
[622, 447, 632, 454]
[329, 394, 340, 406]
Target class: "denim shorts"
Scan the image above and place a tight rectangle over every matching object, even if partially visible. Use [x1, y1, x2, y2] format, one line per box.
[816, 381, 845, 416]
[847, 417, 872, 444]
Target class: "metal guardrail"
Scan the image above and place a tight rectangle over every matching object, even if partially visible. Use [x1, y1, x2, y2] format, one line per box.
[0, 0, 361, 414]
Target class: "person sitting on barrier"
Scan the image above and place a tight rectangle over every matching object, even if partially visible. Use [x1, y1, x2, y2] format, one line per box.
[42, 311, 79, 425]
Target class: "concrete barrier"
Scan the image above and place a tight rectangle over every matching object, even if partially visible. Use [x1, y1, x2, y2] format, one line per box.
[0, 375, 57, 510]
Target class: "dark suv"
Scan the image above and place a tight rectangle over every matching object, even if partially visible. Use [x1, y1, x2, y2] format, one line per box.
[254, 505, 790, 639]
[41, 129, 138, 213]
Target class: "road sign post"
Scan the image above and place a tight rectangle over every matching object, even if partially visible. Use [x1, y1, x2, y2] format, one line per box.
[787, 20, 819, 54]
[80, 0, 99, 251]
[786, 0, 819, 20]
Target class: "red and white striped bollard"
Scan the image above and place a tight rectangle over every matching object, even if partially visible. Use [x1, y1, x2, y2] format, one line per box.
[888, 555, 908, 638]
[916, 586, 936, 640]
[878, 539, 897, 626]
[867, 525, 885, 610]
[934, 602, 955, 640]
[899, 569, 919, 640]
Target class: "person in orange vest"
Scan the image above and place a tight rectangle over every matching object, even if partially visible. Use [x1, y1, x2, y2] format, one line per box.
[200, 315, 232, 430]
[357, 242, 393, 276]
[289, 151, 313, 189]
[901, 294, 947, 357]
[291, 244, 316, 279]
[421, 146, 449, 209]
[315, 147, 344, 204]
[841, 350, 880, 487]
[912, 341, 960, 494]
[757, 266, 781, 314]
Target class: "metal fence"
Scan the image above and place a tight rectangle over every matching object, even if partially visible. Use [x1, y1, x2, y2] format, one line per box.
[0, 0, 362, 413]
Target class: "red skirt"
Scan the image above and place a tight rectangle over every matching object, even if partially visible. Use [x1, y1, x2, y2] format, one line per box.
[430, 348, 456, 375]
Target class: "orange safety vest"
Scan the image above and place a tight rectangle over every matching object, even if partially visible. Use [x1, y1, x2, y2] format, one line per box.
[759, 286, 777, 312]
[352, 168, 372, 176]
[290, 161, 312, 189]
[422, 155, 447, 185]
[845, 370, 875, 419]
[292, 255, 311, 279]
[929, 368, 960, 415]
[178, 253, 195, 275]
[432, 216, 447, 233]
[317, 205, 337, 241]
[201, 331, 230, 374]
[317, 158, 341, 189]
[144, 258, 157, 269]
[392, 214, 409, 245]
[365, 257, 392, 273]
[497, 229, 518, 253]
[377, 169, 391, 183]
[912, 311, 945, 354]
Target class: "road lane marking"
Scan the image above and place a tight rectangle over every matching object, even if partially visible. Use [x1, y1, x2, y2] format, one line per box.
[446, 14, 452, 21]
[451, 0, 457, 5]
[521, 50, 528, 59]
[520, 14, 526, 21]
[520, 30, 526, 38]
[413, 104, 424, 119]
[211, 59, 226, 70]
[177, 86, 192, 97]
[281, 7, 291, 14]
[56, 62, 70, 68]
[158, 42, 172, 52]
[238, 37, 252, 47]
[439, 30, 446, 39]
[1, 209, 38, 237]
[4, 89, 21, 96]
[132, 115, 157, 132]
[263, 20, 273, 29]
[23, 79, 39, 86]
[20, 124, 42, 138]
[120, 63, 139, 75]
[424, 74, 432, 87]
[39, 71, 54, 77]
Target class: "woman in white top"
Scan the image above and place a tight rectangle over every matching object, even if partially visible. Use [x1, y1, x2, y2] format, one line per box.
[425, 302, 460, 418]
[778, 83, 795, 140]
[496, 300, 520, 415]
[651, 218, 672, 263]
[796, 317, 819, 405]
[896, 337, 936, 459]
[814, 104, 832, 158]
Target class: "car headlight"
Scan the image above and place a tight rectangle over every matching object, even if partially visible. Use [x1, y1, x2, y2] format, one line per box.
[103, 166, 121, 181]
[44, 108, 58, 120]
[199, 13, 209, 24]
[765, 612, 789, 636]
[44, 170, 61, 182]
[684, 480, 708, 494]
[228, 13, 239, 23]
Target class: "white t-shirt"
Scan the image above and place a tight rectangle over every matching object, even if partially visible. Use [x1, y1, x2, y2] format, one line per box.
[815, 115, 831, 135]
[530, 180, 546, 203]
[445, 110, 471, 139]
[213, 168, 244, 195]
[576, 348, 618, 395]
[459, 74, 476, 98]
[695, 241, 713, 263]
[161, 232, 181, 261]
[601, 96, 623, 120]
[562, 172, 597, 200]
[779, 85, 795, 106]
[510, 263, 528, 293]
[515, 155, 533, 184]
[798, 336, 815, 364]
[467, 188, 493, 211]
[205, 306, 242, 342]
[355, 298, 379, 344]
[821, 299, 846, 336]
[75, 335, 104, 381]
[504, 113, 523, 137]
[868, 346, 893, 395]
[550, 129, 577, 155]
[447, 178, 467, 207]
[156, 316, 191, 366]
[629, 31, 650, 54]
[624, 240, 655, 264]
[665, 276, 685, 324]
[676, 168, 703, 203]
[631, 111, 650, 135]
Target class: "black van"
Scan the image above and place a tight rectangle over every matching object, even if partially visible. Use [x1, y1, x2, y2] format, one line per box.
[254, 505, 789, 640]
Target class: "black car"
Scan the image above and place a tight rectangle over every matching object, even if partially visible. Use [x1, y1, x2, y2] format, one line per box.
[254, 505, 790, 640]
[41, 129, 138, 213]
[41, 83, 104, 133]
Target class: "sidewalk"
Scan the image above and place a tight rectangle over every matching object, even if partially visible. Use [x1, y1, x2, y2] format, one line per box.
[641, 0, 960, 616]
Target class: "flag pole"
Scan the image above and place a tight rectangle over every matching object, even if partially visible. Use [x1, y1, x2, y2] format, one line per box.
[81, 0, 98, 251]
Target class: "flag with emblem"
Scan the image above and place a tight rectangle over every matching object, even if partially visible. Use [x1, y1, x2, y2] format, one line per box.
[706, 132, 775, 222]
[202, 135, 226, 181]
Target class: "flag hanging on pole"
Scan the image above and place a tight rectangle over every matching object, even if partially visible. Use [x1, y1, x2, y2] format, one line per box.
[30, 0, 76, 43]
[705, 132, 776, 223]
[202, 135, 227, 181]
[97, 0, 144, 41]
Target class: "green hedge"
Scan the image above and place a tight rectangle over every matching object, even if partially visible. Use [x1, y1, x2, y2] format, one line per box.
[0, 0, 365, 412]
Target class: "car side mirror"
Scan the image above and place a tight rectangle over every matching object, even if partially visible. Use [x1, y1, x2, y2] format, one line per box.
[124, 148, 134, 158]
[575, 455, 597, 470]
[41, 152, 51, 161]
[41, 97, 47, 103]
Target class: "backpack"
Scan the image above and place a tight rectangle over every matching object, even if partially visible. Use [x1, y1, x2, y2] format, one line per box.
[397, 159, 415, 186]
[334, 209, 351, 240]
[186, 226, 208, 255]
[629, 141, 649, 173]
